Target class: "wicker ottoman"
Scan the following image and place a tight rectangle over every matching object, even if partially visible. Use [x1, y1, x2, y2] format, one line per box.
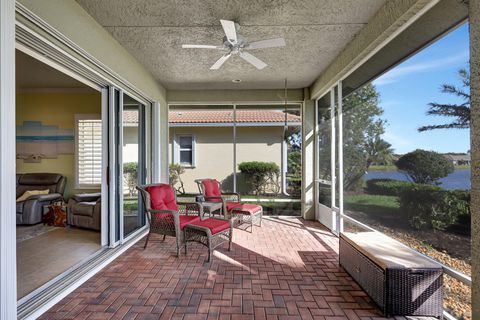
[230, 204, 263, 232]
[184, 217, 233, 262]
[339, 231, 443, 317]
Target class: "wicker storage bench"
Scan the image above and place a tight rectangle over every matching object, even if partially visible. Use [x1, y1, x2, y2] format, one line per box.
[339, 231, 443, 317]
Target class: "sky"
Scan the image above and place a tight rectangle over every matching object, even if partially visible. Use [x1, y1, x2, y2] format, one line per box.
[372, 22, 470, 154]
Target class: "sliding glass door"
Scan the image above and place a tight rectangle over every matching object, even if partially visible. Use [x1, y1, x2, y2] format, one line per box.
[110, 89, 148, 244]
[121, 93, 147, 238]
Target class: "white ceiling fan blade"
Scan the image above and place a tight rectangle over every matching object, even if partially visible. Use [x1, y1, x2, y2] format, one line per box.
[239, 51, 267, 70]
[210, 53, 232, 70]
[220, 19, 237, 44]
[246, 38, 286, 50]
[182, 44, 223, 49]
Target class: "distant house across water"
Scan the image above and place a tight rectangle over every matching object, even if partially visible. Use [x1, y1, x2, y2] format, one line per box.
[443, 153, 471, 166]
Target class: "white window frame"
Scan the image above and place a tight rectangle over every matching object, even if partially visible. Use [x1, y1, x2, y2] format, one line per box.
[75, 114, 102, 189]
[174, 134, 196, 167]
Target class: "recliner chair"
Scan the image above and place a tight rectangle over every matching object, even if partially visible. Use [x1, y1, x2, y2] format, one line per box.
[16, 173, 66, 225]
[67, 193, 101, 231]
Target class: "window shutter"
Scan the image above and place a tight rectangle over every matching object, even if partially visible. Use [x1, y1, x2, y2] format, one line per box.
[77, 118, 102, 186]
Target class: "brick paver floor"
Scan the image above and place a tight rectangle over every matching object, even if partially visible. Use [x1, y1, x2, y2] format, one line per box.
[40, 217, 386, 320]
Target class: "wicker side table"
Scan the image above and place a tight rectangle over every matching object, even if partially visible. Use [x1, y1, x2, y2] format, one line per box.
[339, 231, 443, 317]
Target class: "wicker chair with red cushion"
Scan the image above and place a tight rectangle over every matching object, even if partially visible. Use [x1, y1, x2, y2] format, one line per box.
[136, 184, 202, 256]
[195, 178, 262, 232]
[195, 179, 240, 214]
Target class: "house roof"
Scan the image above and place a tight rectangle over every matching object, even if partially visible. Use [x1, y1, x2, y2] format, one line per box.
[123, 110, 301, 125]
[169, 110, 301, 124]
[443, 154, 471, 161]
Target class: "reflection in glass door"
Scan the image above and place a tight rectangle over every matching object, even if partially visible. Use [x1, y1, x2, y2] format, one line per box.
[113, 91, 147, 242]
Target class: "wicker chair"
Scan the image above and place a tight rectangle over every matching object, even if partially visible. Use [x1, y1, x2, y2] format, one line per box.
[195, 178, 240, 215]
[195, 178, 263, 232]
[136, 183, 202, 256]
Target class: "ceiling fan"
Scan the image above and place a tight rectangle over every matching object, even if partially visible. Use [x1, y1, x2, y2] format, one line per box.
[182, 19, 286, 70]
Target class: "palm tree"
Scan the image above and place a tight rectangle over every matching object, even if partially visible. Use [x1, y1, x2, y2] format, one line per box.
[418, 69, 470, 132]
[364, 137, 394, 169]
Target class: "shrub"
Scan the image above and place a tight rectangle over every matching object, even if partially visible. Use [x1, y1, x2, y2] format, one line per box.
[365, 179, 416, 196]
[398, 185, 469, 231]
[395, 149, 454, 184]
[123, 162, 138, 197]
[444, 190, 470, 231]
[238, 161, 280, 195]
[287, 151, 301, 177]
[169, 163, 186, 194]
[287, 176, 301, 197]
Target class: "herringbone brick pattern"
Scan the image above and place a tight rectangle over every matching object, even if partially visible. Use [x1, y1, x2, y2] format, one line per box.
[40, 217, 387, 320]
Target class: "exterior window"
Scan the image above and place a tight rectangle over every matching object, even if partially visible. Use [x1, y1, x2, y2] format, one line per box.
[75, 115, 102, 188]
[175, 134, 195, 167]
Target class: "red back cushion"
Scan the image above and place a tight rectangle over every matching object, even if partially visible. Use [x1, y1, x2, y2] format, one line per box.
[145, 184, 178, 211]
[202, 179, 222, 197]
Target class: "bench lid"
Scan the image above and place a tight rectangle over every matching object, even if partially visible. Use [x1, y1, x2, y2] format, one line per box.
[341, 231, 441, 270]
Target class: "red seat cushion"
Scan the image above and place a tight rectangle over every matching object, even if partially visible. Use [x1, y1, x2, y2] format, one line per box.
[179, 215, 201, 230]
[145, 184, 178, 211]
[151, 213, 200, 231]
[229, 204, 262, 215]
[226, 201, 242, 211]
[189, 218, 230, 235]
[202, 179, 222, 197]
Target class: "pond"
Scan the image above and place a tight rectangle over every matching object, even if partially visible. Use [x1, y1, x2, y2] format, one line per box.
[364, 169, 471, 190]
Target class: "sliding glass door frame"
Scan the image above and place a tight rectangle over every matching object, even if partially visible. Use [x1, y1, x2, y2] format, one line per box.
[314, 81, 344, 236]
[109, 86, 150, 246]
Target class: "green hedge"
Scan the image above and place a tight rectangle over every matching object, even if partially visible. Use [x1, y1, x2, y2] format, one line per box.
[365, 179, 418, 196]
[238, 161, 280, 195]
[398, 186, 470, 231]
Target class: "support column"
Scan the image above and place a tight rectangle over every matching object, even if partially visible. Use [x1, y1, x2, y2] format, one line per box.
[0, 0, 17, 318]
[470, 0, 480, 317]
[302, 88, 315, 220]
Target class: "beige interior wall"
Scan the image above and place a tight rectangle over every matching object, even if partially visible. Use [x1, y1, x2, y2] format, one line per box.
[169, 126, 283, 194]
[16, 91, 102, 199]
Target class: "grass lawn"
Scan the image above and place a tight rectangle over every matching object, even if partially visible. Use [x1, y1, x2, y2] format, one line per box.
[344, 194, 400, 216]
[368, 165, 398, 171]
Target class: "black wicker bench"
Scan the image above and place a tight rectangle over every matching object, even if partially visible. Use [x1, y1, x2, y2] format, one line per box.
[339, 231, 443, 317]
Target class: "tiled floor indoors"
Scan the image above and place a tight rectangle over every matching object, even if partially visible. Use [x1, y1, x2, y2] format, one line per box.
[40, 217, 389, 320]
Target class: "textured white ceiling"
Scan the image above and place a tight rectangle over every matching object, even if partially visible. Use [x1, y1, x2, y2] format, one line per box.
[75, 0, 386, 90]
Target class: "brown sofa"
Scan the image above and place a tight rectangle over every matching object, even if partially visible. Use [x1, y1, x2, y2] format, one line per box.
[16, 173, 66, 225]
[67, 193, 101, 231]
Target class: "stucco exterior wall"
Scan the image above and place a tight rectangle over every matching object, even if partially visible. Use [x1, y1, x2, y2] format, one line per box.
[169, 126, 283, 193]
[470, 0, 480, 317]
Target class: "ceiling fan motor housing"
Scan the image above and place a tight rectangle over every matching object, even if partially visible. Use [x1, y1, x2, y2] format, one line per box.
[223, 34, 247, 53]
